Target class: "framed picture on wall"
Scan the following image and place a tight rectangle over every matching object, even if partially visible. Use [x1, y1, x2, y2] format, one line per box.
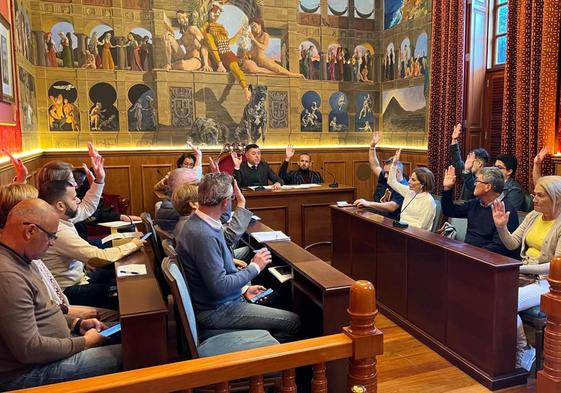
[0, 16, 14, 103]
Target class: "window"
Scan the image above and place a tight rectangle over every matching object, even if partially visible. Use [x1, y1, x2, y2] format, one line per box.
[489, 0, 508, 68]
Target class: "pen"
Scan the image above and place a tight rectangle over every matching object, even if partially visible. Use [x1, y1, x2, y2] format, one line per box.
[119, 270, 139, 275]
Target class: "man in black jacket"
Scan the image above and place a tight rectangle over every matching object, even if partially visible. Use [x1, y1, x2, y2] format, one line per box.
[232, 144, 284, 189]
[278, 145, 323, 185]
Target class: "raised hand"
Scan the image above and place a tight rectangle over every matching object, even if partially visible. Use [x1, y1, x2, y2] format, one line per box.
[451, 123, 462, 142]
[491, 199, 510, 228]
[534, 146, 549, 164]
[442, 165, 457, 190]
[87, 143, 105, 184]
[231, 152, 242, 169]
[464, 151, 475, 172]
[187, 142, 203, 164]
[2, 149, 28, 183]
[208, 157, 220, 173]
[392, 148, 402, 166]
[285, 145, 295, 160]
[370, 131, 382, 147]
[233, 180, 246, 208]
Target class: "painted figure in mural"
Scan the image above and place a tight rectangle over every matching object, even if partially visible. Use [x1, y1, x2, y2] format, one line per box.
[89, 102, 105, 130]
[98, 33, 116, 70]
[337, 94, 346, 111]
[359, 121, 372, 132]
[163, 10, 211, 72]
[124, 33, 143, 71]
[389, 47, 395, 79]
[343, 48, 352, 81]
[48, 94, 64, 128]
[88, 32, 102, 69]
[328, 49, 336, 80]
[202, 3, 251, 100]
[336, 47, 344, 81]
[99, 114, 117, 130]
[359, 94, 372, 120]
[242, 18, 302, 77]
[83, 50, 96, 69]
[58, 32, 73, 68]
[140, 36, 151, 71]
[66, 32, 74, 66]
[234, 85, 268, 144]
[129, 101, 143, 131]
[329, 116, 343, 131]
[63, 98, 79, 131]
[302, 102, 319, 128]
[299, 45, 308, 77]
[144, 96, 157, 129]
[44, 32, 58, 67]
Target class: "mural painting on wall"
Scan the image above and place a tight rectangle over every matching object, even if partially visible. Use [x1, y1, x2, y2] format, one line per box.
[327, 0, 349, 17]
[170, 87, 194, 129]
[128, 84, 157, 131]
[234, 84, 267, 143]
[89, 25, 118, 70]
[384, 0, 429, 30]
[89, 82, 119, 131]
[353, 44, 374, 82]
[328, 92, 349, 132]
[48, 80, 80, 131]
[382, 85, 426, 133]
[299, 0, 321, 13]
[383, 42, 396, 81]
[121, 28, 152, 71]
[398, 37, 412, 79]
[355, 92, 373, 132]
[14, 0, 32, 63]
[48, 22, 78, 68]
[301, 91, 322, 132]
[268, 90, 288, 129]
[18, 67, 37, 131]
[354, 0, 375, 19]
[299, 40, 320, 80]
[414, 33, 428, 77]
[0, 16, 14, 103]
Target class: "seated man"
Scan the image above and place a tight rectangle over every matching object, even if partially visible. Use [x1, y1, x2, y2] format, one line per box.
[495, 153, 525, 211]
[279, 145, 323, 185]
[354, 131, 408, 220]
[232, 144, 284, 190]
[176, 172, 300, 342]
[0, 199, 120, 390]
[39, 180, 145, 309]
[450, 123, 490, 200]
[155, 168, 199, 232]
[442, 166, 519, 258]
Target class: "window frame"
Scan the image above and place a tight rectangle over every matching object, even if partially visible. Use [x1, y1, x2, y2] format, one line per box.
[488, 0, 508, 69]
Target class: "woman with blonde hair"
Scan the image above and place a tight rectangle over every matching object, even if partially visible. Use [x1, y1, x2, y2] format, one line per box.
[172, 182, 199, 238]
[492, 175, 561, 371]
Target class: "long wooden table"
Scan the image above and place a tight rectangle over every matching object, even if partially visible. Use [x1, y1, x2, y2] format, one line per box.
[115, 249, 168, 370]
[243, 184, 355, 246]
[246, 221, 355, 393]
[330, 206, 527, 390]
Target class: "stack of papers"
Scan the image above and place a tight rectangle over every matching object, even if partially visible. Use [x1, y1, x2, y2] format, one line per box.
[268, 265, 293, 283]
[247, 184, 322, 191]
[98, 220, 142, 228]
[251, 231, 290, 243]
[101, 232, 141, 244]
[117, 264, 147, 277]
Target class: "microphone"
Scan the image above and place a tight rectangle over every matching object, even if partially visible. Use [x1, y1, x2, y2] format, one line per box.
[321, 166, 338, 188]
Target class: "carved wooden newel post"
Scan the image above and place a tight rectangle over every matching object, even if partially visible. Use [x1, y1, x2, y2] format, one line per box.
[538, 256, 561, 392]
[344, 280, 384, 392]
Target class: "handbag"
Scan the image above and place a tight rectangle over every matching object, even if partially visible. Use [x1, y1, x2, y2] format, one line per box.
[436, 222, 457, 240]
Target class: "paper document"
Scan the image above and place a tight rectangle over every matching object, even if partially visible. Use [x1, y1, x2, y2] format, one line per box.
[268, 265, 293, 283]
[117, 264, 147, 277]
[251, 231, 290, 243]
[101, 232, 141, 244]
[248, 185, 273, 191]
[98, 220, 142, 228]
[251, 215, 261, 220]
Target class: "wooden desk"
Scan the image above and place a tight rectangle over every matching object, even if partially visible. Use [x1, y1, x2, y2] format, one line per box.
[243, 184, 355, 247]
[154, 189, 167, 200]
[115, 249, 168, 370]
[331, 206, 526, 390]
[247, 221, 355, 393]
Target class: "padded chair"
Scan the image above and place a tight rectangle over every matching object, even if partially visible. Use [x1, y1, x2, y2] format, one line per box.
[155, 225, 175, 242]
[304, 241, 332, 263]
[448, 217, 468, 242]
[161, 257, 279, 359]
[140, 212, 168, 295]
[520, 306, 547, 375]
[520, 192, 534, 213]
[161, 239, 177, 259]
[431, 196, 443, 232]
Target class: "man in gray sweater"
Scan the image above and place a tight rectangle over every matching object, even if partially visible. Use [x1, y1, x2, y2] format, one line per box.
[176, 173, 300, 342]
[0, 199, 120, 390]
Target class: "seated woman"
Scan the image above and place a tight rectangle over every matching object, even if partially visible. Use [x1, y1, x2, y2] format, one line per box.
[154, 143, 203, 192]
[491, 175, 561, 371]
[172, 182, 199, 238]
[386, 149, 436, 230]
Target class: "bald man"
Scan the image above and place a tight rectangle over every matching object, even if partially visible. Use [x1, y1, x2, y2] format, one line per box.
[0, 199, 121, 390]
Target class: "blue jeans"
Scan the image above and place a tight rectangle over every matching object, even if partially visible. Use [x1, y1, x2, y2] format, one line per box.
[0, 345, 121, 390]
[197, 297, 300, 343]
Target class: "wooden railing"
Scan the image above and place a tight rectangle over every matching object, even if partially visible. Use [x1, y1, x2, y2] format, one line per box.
[12, 280, 383, 393]
[538, 256, 561, 392]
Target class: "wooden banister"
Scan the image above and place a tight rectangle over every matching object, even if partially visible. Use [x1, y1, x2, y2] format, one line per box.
[538, 256, 561, 392]
[12, 280, 382, 393]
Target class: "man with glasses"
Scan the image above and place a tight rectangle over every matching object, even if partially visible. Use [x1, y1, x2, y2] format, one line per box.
[39, 180, 146, 309]
[441, 166, 519, 257]
[0, 199, 121, 390]
[450, 123, 490, 200]
[176, 172, 300, 342]
[495, 153, 525, 211]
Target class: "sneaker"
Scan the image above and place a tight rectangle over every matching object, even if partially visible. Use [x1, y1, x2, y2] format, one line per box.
[515, 345, 536, 372]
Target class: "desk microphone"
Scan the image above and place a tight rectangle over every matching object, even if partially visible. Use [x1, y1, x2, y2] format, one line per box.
[321, 167, 339, 188]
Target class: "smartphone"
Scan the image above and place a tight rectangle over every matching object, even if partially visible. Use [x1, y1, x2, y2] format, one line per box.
[249, 288, 274, 303]
[100, 323, 121, 337]
[141, 232, 152, 241]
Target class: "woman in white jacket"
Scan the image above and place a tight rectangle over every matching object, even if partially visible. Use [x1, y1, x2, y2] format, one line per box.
[387, 149, 436, 230]
[492, 175, 561, 371]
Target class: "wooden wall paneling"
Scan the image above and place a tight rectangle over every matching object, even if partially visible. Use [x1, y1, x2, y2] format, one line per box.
[301, 203, 333, 248]
[250, 206, 288, 234]
[141, 164, 173, 216]
[267, 161, 283, 175]
[322, 161, 346, 186]
[353, 160, 375, 200]
[103, 166, 133, 213]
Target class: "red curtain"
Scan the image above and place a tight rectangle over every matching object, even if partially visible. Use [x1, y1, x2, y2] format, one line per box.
[501, 0, 561, 188]
[426, 0, 466, 192]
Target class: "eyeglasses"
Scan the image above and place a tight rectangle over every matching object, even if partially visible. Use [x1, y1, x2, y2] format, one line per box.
[474, 180, 490, 185]
[23, 222, 58, 241]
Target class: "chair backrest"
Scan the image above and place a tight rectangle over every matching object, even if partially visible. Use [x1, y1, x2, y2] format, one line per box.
[161, 239, 177, 258]
[154, 201, 163, 217]
[156, 225, 175, 242]
[448, 217, 468, 242]
[141, 212, 164, 264]
[520, 192, 534, 213]
[161, 257, 200, 359]
[431, 196, 443, 232]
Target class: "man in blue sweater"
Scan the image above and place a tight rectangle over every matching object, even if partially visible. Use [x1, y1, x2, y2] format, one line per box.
[176, 172, 300, 342]
[441, 166, 519, 258]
